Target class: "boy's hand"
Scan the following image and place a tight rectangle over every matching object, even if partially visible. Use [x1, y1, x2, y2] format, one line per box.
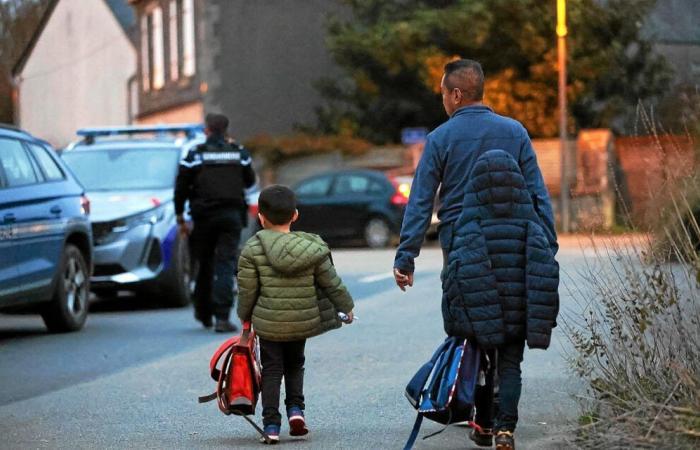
[394, 268, 414, 291]
[338, 311, 354, 323]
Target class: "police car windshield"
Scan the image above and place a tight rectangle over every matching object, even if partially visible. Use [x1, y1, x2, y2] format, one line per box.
[62, 147, 181, 191]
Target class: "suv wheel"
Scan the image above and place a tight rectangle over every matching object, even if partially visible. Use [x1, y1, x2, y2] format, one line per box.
[42, 244, 90, 332]
[161, 235, 192, 307]
[364, 217, 392, 248]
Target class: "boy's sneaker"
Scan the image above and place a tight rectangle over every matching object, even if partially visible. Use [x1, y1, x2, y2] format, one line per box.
[469, 427, 494, 447]
[495, 430, 515, 450]
[287, 407, 309, 436]
[260, 424, 280, 445]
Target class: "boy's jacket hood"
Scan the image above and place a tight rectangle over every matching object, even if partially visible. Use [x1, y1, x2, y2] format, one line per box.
[256, 230, 330, 274]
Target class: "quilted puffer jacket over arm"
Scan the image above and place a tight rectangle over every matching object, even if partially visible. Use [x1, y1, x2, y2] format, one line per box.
[444, 150, 559, 350]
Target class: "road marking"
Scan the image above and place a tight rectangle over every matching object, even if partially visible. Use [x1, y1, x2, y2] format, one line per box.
[359, 272, 395, 283]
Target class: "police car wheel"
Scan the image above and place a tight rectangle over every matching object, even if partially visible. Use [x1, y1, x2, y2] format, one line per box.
[42, 244, 90, 332]
[364, 217, 391, 248]
[162, 236, 192, 307]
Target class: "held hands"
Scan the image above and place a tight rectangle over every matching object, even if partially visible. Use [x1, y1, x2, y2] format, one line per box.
[393, 268, 414, 292]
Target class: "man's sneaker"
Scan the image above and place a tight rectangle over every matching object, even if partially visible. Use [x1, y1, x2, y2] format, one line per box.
[469, 427, 494, 447]
[194, 311, 212, 329]
[495, 430, 515, 450]
[260, 424, 280, 445]
[214, 319, 238, 333]
[287, 407, 309, 437]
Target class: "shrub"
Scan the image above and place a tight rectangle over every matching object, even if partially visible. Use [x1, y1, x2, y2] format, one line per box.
[565, 153, 700, 448]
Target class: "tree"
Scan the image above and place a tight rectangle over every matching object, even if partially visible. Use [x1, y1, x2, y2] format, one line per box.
[0, 0, 50, 123]
[315, 0, 672, 143]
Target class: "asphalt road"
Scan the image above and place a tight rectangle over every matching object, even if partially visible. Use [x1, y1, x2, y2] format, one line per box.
[0, 241, 593, 449]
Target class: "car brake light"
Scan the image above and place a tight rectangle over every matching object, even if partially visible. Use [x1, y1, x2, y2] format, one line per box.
[390, 181, 411, 206]
[80, 195, 91, 215]
[249, 203, 259, 217]
[391, 193, 409, 205]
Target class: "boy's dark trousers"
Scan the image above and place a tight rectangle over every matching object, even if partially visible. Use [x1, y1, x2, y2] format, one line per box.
[259, 338, 306, 427]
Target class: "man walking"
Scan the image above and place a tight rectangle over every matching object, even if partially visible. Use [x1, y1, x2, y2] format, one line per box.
[393, 59, 559, 449]
[175, 113, 256, 332]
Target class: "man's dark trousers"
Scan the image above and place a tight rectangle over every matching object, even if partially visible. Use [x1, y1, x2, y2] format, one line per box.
[190, 210, 242, 321]
[442, 247, 525, 432]
[259, 338, 306, 427]
[474, 342, 526, 432]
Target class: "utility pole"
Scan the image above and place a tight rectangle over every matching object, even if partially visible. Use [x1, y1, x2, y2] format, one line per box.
[557, 0, 571, 232]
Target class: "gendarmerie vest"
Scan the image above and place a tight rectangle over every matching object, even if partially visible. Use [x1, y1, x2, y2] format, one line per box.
[174, 135, 256, 219]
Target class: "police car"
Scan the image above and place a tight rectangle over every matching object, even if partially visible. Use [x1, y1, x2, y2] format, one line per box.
[61, 124, 258, 305]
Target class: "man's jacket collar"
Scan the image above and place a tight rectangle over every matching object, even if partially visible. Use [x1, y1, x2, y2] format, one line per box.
[451, 105, 493, 119]
[205, 134, 227, 145]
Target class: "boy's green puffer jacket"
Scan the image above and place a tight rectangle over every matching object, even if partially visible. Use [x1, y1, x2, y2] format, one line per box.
[237, 229, 354, 342]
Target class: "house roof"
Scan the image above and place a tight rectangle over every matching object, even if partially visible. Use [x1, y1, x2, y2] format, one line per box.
[12, 0, 136, 77]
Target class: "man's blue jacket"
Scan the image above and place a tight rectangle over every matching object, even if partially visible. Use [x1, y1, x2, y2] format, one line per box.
[394, 105, 558, 273]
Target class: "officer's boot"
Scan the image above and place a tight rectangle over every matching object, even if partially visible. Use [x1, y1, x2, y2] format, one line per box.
[214, 315, 238, 333]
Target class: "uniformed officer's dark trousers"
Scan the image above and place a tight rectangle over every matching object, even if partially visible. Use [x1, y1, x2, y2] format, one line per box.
[190, 210, 242, 321]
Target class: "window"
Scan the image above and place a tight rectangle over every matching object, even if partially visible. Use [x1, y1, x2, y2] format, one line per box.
[369, 181, 386, 195]
[140, 15, 150, 91]
[27, 144, 64, 181]
[296, 177, 332, 197]
[334, 175, 370, 195]
[0, 139, 39, 187]
[62, 148, 181, 191]
[151, 6, 165, 89]
[168, 0, 179, 81]
[182, 0, 196, 76]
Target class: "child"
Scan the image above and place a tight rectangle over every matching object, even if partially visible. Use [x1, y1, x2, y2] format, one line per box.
[237, 185, 355, 444]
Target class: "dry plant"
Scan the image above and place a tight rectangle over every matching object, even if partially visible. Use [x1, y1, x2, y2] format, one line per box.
[563, 110, 700, 449]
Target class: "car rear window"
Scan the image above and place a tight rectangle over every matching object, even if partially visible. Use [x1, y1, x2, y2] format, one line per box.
[334, 174, 370, 195]
[296, 176, 332, 197]
[62, 147, 180, 191]
[0, 138, 40, 187]
[27, 143, 65, 181]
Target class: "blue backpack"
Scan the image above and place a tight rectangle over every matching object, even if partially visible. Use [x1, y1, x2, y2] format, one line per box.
[403, 337, 482, 450]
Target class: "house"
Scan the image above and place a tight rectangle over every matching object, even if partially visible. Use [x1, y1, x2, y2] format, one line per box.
[11, 0, 137, 148]
[646, 0, 700, 87]
[128, 0, 344, 140]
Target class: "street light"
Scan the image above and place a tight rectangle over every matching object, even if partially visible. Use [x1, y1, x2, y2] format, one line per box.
[557, 0, 571, 233]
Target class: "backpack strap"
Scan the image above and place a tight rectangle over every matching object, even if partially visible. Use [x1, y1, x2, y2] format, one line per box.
[403, 412, 423, 450]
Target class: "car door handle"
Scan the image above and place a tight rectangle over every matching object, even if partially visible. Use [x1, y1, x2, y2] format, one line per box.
[50, 205, 62, 215]
[3, 213, 16, 223]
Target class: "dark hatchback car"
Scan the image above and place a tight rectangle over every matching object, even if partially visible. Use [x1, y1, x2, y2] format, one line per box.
[0, 125, 92, 332]
[292, 169, 410, 247]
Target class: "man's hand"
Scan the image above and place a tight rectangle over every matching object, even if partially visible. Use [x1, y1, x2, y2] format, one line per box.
[394, 268, 414, 292]
[177, 215, 189, 236]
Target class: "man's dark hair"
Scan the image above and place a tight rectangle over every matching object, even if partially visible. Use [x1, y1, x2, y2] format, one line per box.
[444, 59, 484, 101]
[205, 113, 229, 135]
[258, 185, 297, 225]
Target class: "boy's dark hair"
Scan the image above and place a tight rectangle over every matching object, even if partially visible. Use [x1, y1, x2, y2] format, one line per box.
[258, 185, 297, 225]
[205, 113, 229, 135]
[444, 59, 484, 101]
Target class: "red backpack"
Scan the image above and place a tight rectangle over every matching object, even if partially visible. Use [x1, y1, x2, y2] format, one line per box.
[198, 322, 271, 443]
